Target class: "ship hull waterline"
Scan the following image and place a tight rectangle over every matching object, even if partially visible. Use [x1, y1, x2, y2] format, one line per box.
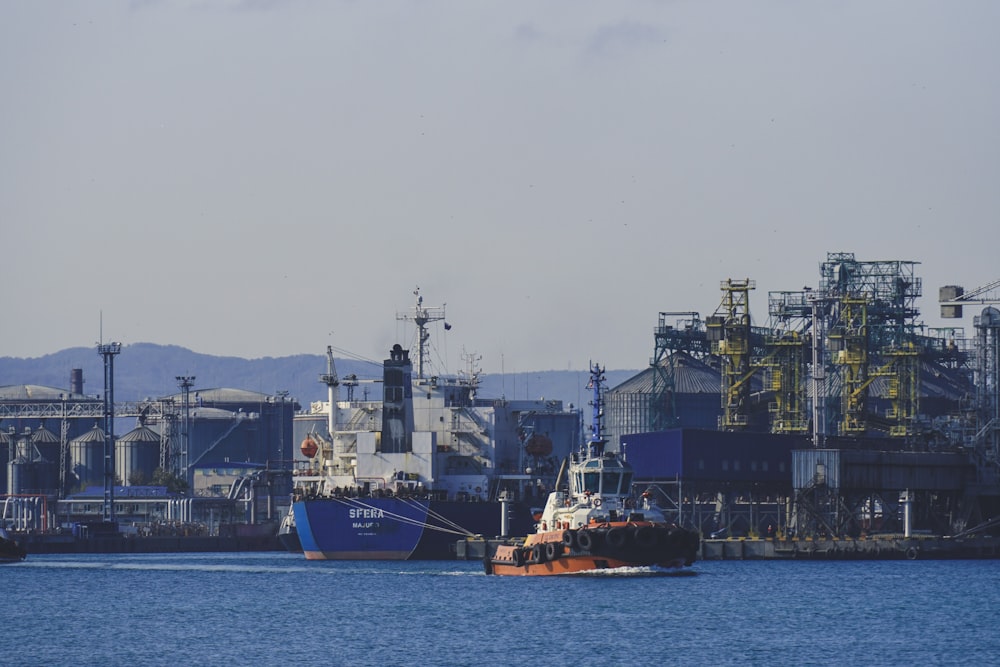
[484, 523, 700, 576]
[294, 496, 535, 561]
[487, 555, 689, 576]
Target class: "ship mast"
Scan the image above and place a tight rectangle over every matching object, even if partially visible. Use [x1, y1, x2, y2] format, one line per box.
[587, 361, 607, 458]
[396, 287, 446, 380]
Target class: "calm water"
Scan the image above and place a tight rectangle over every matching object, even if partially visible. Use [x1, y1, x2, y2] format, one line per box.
[3, 553, 1000, 666]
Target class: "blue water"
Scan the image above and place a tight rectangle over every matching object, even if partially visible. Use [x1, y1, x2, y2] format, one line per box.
[4, 553, 1000, 667]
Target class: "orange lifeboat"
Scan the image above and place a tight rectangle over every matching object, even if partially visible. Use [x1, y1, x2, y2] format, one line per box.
[300, 435, 318, 459]
[524, 434, 553, 457]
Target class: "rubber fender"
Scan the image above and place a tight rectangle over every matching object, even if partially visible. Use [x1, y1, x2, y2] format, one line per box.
[633, 526, 656, 548]
[562, 530, 577, 550]
[576, 530, 593, 552]
[606, 527, 627, 549]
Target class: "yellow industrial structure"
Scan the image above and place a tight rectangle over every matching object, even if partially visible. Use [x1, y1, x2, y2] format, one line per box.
[639, 252, 978, 445]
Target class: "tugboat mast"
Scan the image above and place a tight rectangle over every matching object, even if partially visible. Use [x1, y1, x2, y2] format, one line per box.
[587, 361, 607, 458]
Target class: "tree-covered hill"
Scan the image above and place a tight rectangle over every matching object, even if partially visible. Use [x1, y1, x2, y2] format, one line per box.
[0, 343, 639, 410]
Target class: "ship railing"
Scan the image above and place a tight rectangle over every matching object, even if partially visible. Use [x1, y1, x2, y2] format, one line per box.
[457, 406, 492, 435]
[355, 477, 387, 491]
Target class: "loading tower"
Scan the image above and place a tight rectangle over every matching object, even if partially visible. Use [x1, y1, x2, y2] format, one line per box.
[764, 291, 812, 434]
[707, 279, 756, 430]
[648, 312, 706, 430]
[818, 253, 923, 439]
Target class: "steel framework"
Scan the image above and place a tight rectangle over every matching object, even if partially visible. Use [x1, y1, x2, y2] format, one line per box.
[648, 312, 705, 431]
[707, 280, 756, 430]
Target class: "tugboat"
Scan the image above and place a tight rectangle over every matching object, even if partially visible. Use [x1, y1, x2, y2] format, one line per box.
[0, 527, 27, 563]
[485, 363, 700, 576]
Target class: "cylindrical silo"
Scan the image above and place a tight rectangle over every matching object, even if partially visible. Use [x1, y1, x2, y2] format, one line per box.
[29, 426, 61, 494]
[8, 458, 35, 495]
[30, 425, 61, 464]
[34, 459, 58, 495]
[70, 424, 106, 490]
[116, 425, 161, 486]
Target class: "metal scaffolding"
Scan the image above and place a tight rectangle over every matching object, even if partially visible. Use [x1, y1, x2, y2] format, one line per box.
[765, 291, 814, 435]
[648, 311, 705, 431]
[707, 279, 756, 431]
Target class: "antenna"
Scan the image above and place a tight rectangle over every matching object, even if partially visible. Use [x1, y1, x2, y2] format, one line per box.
[587, 361, 607, 457]
[396, 286, 446, 379]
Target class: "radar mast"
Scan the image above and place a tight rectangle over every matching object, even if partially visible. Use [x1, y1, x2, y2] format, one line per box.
[396, 287, 446, 379]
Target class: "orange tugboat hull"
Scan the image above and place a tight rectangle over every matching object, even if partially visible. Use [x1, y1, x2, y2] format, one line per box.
[484, 523, 698, 576]
[488, 554, 688, 576]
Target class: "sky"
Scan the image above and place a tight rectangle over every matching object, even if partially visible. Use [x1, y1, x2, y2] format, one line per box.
[2, 1, 998, 375]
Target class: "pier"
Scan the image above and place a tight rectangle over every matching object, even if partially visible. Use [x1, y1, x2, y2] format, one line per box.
[459, 533, 1000, 561]
[700, 534, 1000, 560]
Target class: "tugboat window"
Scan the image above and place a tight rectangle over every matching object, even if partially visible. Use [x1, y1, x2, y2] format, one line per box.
[583, 472, 600, 493]
[602, 472, 621, 494]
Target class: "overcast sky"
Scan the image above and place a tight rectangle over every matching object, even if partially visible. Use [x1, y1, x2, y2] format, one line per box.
[2, 1, 998, 374]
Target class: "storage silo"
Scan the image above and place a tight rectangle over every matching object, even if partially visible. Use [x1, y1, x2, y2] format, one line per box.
[29, 425, 61, 494]
[8, 457, 35, 495]
[70, 423, 106, 490]
[30, 425, 61, 462]
[605, 352, 727, 449]
[116, 425, 161, 486]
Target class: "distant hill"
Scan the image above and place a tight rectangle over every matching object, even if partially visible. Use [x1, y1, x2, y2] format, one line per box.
[0, 343, 640, 410]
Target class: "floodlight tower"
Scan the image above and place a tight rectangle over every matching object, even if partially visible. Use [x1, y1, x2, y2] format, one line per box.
[98, 342, 122, 524]
[275, 389, 289, 466]
[176, 376, 196, 482]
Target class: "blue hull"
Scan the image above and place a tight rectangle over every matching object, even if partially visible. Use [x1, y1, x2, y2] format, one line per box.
[294, 497, 533, 560]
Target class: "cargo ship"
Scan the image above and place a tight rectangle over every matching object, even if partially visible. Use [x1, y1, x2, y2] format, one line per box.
[290, 289, 580, 560]
[485, 363, 700, 575]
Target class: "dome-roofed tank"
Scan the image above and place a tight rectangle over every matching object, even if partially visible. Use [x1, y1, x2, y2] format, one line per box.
[70, 423, 106, 489]
[28, 425, 60, 494]
[30, 424, 61, 463]
[116, 424, 161, 487]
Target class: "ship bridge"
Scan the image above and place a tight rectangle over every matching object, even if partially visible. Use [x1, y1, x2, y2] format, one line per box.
[572, 454, 635, 498]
